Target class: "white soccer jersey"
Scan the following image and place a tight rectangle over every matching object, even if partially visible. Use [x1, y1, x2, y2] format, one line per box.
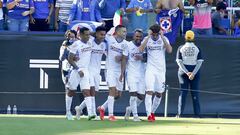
[68, 40, 92, 69]
[145, 36, 169, 72]
[89, 38, 107, 74]
[106, 36, 128, 72]
[123, 41, 145, 78]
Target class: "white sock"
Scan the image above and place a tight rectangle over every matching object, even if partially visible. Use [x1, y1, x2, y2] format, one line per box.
[65, 95, 73, 114]
[152, 96, 162, 113]
[145, 94, 152, 117]
[107, 96, 114, 116]
[136, 98, 143, 107]
[92, 96, 97, 116]
[102, 100, 108, 110]
[130, 96, 138, 117]
[79, 100, 86, 111]
[85, 97, 93, 116]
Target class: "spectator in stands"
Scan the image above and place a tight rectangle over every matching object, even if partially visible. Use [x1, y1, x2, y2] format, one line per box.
[55, 0, 74, 32]
[7, 0, 34, 32]
[126, 0, 153, 33]
[29, 0, 54, 31]
[189, 0, 213, 35]
[98, 0, 126, 31]
[212, 1, 228, 35]
[0, 0, 3, 30]
[67, 0, 103, 24]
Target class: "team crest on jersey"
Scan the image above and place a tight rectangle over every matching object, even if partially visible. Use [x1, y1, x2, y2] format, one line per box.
[159, 17, 172, 34]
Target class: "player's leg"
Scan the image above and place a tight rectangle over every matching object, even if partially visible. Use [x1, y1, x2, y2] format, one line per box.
[177, 72, 190, 117]
[190, 73, 201, 117]
[80, 70, 95, 120]
[65, 70, 79, 120]
[145, 69, 155, 122]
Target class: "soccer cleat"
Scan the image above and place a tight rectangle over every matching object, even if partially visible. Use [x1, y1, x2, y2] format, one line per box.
[108, 115, 117, 121]
[151, 113, 156, 121]
[66, 112, 74, 120]
[133, 116, 141, 122]
[147, 115, 154, 122]
[97, 106, 105, 120]
[124, 106, 131, 121]
[75, 106, 82, 120]
[92, 116, 101, 121]
[88, 115, 96, 121]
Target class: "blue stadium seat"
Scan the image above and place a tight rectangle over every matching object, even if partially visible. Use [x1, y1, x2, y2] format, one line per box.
[220, 19, 231, 29]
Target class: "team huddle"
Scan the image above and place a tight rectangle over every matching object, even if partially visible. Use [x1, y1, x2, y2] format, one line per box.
[59, 24, 173, 122]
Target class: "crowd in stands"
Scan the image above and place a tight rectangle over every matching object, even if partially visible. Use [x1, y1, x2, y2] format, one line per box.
[0, 0, 239, 36]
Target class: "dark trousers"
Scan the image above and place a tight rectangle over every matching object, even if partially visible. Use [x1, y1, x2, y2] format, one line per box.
[29, 19, 49, 31]
[177, 72, 201, 117]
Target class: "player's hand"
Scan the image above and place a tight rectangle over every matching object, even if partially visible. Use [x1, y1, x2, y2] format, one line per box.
[147, 30, 152, 37]
[78, 70, 84, 78]
[154, 9, 161, 14]
[45, 16, 51, 24]
[186, 72, 192, 77]
[22, 11, 30, 16]
[159, 30, 164, 38]
[30, 17, 35, 24]
[134, 55, 143, 61]
[115, 55, 122, 63]
[189, 73, 195, 80]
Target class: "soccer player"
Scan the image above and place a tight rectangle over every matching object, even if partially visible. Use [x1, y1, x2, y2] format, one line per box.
[121, 29, 146, 122]
[67, 27, 96, 120]
[176, 30, 204, 118]
[75, 26, 107, 120]
[139, 24, 172, 122]
[59, 30, 78, 120]
[97, 25, 128, 121]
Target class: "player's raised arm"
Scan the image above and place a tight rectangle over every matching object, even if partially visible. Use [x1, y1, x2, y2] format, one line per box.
[139, 30, 152, 52]
[160, 31, 172, 53]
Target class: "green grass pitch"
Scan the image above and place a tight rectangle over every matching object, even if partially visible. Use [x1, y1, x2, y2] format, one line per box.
[0, 114, 240, 135]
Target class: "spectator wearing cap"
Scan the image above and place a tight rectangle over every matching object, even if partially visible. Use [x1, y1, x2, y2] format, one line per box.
[189, 0, 213, 35]
[176, 30, 204, 118]
[126, 0, 153, 33]
[212, 2, 228, 35]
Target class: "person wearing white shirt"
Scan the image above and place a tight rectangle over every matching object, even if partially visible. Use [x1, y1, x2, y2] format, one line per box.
[74, 26, 107, 120]
[139, 24, 172, 122]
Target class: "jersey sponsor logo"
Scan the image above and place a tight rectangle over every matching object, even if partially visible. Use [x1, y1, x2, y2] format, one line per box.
[110, 45, 123, 53]
[81, 47, 92, 52]
[92, 49, 104, 54]
[147, 45, 163, 51]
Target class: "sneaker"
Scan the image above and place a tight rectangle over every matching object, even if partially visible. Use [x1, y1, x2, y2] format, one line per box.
[66, 112, 74, 120]
[133, 116, 141, 122]
[124, 106, 131, 121]
[75, 106, 82, 120]
[88, 115, 96, 121]
[147, 115, 154, 122]
[97, 106, 105, 120]
[175, 114, 180, 118]
[151, 113, 155, 121]
[108, 115, 117, 121]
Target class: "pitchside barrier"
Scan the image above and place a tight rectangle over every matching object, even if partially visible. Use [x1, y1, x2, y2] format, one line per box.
[0, 32, 240, 117]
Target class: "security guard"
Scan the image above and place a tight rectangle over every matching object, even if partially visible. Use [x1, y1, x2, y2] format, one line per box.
[176, 30, 204, 118]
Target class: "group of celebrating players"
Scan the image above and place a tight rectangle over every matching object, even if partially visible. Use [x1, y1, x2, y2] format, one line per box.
[59, 24, 172, 122]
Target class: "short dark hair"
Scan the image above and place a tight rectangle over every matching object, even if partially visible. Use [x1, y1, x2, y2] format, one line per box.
[80, 27, 90, 34]
[149, 24, 160, 33]
[115, 25, 126, 32]
[64, 29, 77, 38]
[96, 26, 107, 32]
[216, 2, 227, 11]
[134, 28, 143, 34]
